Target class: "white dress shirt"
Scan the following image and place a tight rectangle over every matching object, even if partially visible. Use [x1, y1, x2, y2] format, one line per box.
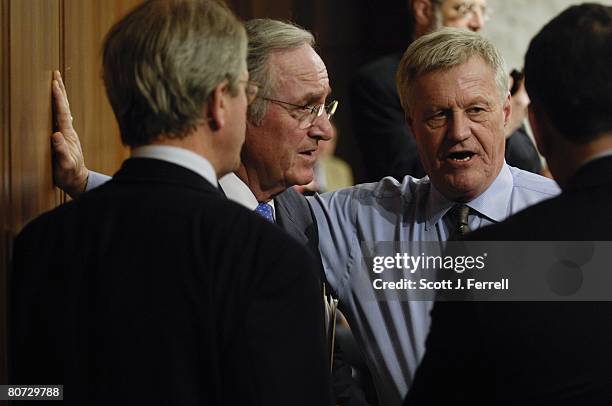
[219, 173, 276, 221]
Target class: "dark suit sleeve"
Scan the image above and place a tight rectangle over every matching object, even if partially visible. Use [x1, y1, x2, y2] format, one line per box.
[350, 58, 425, 182]
[403, 301, 493, 406]
[243, 234, 333, 406]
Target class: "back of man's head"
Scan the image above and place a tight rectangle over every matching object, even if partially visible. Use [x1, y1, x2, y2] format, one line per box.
[102, 0, 247, 147]
[525, 3, 612, 143]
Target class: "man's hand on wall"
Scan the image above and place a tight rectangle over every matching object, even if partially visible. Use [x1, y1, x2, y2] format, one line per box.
[51, 70, 89, 199]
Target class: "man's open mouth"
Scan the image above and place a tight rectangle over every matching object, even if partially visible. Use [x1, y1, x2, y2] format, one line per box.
[446, 151, 476, 162]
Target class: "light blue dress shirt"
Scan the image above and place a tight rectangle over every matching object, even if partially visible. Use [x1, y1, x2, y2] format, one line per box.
[308, 163, 559, 406]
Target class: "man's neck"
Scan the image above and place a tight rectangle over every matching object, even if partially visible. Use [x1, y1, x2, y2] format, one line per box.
[550, 133, 612, 186]
[234, 164, 286, 202]
[149, 127, 231, 179]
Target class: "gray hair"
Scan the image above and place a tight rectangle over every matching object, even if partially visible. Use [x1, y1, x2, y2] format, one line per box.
[396, 27, 508, 115]
[245, 19, 315, 125]
[103, 0, 247, 147]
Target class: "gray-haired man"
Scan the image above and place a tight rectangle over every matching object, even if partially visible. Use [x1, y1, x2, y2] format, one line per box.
[13, 1, 331, 404]
[311, 28, 559, 406]
[50, 17, 370, 406]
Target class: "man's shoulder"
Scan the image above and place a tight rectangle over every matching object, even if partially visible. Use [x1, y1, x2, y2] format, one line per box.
[275, 186, 307, 209]
[509, 166, 560, 198]
[314, 174, 429, 214]
[354, 53, 402, 78]
[14, 200, 76, 246]
[351, 53, 402, 92]
[469, 195, 560, 241]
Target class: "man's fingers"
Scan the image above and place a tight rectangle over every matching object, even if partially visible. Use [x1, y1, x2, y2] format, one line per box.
[51, 131, 64, 146]
[52, 79, 70, 113]
[54, 70, 68, 101]
[52, 79, 75, 133]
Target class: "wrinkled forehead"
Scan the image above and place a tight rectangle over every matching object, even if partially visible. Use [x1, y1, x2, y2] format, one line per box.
[270, 45, 331, 102]
[438, 0, 487, 9]
[408, 58, 499, 106]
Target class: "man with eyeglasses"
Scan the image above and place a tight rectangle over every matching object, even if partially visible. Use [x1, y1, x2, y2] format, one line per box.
[13, 1, 333, 404]
[50, 17, 371, 406]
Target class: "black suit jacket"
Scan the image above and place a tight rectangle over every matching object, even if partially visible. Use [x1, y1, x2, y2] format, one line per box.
[405, 156, 612, 405]
[275, 187, 326, 283]
[11, 158, 332, 406]
[351, 53, 425, 182]
[505, 126, 542, 174]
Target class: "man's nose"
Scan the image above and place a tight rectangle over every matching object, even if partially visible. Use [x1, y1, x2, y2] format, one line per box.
[447, 112, 472, 142]
[468, 9, 485, 32]
[309, 112, 333, 141]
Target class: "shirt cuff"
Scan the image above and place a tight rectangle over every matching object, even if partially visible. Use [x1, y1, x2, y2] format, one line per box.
[85, 171, 112, 192]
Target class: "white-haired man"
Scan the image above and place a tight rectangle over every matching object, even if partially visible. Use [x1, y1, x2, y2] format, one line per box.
[312, 28, 559, 406]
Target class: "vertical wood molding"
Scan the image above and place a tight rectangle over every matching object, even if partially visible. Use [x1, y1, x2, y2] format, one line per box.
[9, 0, 61, 234]
[63, 0, 139, 180]
[0, 0, 11, 387]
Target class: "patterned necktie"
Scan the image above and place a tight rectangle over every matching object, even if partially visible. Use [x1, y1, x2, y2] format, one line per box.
[255, 202, 274, 223]
[448, 204, 471, 240]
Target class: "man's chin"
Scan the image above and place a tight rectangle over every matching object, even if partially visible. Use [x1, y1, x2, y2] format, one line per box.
[289, 172, 314, 189]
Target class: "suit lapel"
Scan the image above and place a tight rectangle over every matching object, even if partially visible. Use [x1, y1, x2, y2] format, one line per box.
[275, 190, 310, 246]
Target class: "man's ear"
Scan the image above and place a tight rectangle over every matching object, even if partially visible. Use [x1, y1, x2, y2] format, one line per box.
[207, 80, 229, 132]
[502, 93, 512, 128]
[412, 0, 434, 28]
[528, 104, 552, 158]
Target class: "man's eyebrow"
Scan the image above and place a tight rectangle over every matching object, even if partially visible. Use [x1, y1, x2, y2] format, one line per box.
[299, 87, 332, 105]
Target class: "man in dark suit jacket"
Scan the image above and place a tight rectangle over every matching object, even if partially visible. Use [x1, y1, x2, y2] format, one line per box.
[405, 4, 612, 404]
[11, 2, 332, 405]
[50, 17, 369, 406]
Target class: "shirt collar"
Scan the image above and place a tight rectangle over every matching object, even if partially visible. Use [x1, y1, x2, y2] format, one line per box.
[218, 172, 276, 216]
[425, 162, 513, 230]
[131, 145, 218, 186]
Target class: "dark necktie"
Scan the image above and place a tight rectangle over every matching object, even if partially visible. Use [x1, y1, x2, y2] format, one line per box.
[448, 204, 471, 240]
[255, 202, 274, 223]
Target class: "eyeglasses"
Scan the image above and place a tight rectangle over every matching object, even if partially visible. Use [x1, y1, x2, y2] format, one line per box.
[451, 2, 492, 22]
[238, 80, 260, 105]
[263, 97, 339, 129]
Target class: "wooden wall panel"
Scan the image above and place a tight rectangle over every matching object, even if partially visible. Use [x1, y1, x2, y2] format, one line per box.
[1, 0, 148, 387]
[62, 0, 141, 178]
[9, 0, 61, 233]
